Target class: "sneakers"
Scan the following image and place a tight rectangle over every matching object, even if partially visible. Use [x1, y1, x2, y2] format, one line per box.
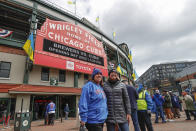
[186, 118, 191, 120]
[168, 119, 175, 122]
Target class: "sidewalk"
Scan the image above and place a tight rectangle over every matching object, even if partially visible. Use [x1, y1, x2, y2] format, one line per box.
[1, 112, 196, 131]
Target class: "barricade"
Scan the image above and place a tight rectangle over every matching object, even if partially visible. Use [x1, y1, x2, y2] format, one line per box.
[0, 111, 10, 130]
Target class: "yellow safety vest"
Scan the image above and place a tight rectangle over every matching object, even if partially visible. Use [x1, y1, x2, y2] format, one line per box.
[137, 90, 147, 110]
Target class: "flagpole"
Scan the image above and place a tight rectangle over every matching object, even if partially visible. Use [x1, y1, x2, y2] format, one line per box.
[112, 28, 114, 41]
[98, 20, 100, 29]
[74, 0, 77, 15]
[116, 46, 121, 80]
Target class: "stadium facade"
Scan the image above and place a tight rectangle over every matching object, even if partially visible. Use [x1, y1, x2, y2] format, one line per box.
[0, 0, 133, 122]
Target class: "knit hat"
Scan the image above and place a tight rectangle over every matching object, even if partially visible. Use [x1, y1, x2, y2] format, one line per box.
[185, 88, 190, 93]
[155, 90, 160, 94]
[91, 68, 102, 79]
[182, 91, 187, 96]
[108, 69, 118, 76]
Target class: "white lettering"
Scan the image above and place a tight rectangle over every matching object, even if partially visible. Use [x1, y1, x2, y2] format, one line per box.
[48, 32, 54, 39]
[57, 24, 62, 30]
[66, 25, 70, 31]
[86, 46, 102, 55]
[76, 65, 91, 71]
[55, 34, 60, 41]
[49, 23, 56, 30]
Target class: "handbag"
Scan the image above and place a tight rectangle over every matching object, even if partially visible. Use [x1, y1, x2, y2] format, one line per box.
[79, 125, 86, 131]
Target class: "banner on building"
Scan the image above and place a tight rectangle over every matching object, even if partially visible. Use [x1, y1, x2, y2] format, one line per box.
[0, 28, 13, 38]
[34, 18, 108, 76]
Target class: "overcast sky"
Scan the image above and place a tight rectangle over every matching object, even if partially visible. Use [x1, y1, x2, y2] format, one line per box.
[45, 0, 196, 76]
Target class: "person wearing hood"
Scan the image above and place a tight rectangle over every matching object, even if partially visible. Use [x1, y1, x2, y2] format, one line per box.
[79, 68, 108, 131]
[162, 90, 174, 120]
[136, 84, 154, 131]
[170, 93, 181, 118]
[152, 90, 166, 123]
[182, 91, 196, 120]
[103, 69, 131, 131]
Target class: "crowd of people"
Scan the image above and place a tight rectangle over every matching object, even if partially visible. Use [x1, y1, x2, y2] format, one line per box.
[79, 68, 196, 131]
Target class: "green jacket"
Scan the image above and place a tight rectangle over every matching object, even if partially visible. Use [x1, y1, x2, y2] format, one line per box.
[163, 94, 172, 108]
[184, 95, 195, 111]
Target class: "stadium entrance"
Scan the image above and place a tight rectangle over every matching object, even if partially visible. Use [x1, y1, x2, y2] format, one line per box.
[30, 95, 76, 120]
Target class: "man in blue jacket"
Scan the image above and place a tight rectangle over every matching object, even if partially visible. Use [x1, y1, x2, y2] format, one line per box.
[137, 84, 154, 131]
[122, 80, 140, 131]
[46, 101, 56, 125]
[152, 90, 166, 123]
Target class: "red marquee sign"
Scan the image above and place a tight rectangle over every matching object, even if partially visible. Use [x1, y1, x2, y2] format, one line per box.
[34, 19, 108, 76]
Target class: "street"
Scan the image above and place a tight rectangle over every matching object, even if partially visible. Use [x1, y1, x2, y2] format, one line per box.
[2, 112, 196, 131]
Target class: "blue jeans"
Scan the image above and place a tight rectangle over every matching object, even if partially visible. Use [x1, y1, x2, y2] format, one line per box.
[86, 123, 104, 131]
[131, 109, 140, 131]
[155, 106, 165, 122]
[65, 112, 69, 120]
[106, 122, 129, 131]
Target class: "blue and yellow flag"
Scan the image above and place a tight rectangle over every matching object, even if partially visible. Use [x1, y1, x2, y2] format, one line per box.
[113, 31, 116, 37]
[68, 0, 76, 4]
[132, 72, 136, 80]
[132, 69, 138, 80]
[23, 33, 34, 61]
[128, 50, 132, 62]
[116, 64, 123, 75]
[96, 16, 99, 22]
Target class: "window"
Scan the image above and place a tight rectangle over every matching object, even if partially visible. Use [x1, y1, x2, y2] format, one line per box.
[59, 70, 66, 82]
[0, 61, 11, 78]
[193, 74, 196, 79]
[84, 74, 89, 80]
[41, 67, 49, 81]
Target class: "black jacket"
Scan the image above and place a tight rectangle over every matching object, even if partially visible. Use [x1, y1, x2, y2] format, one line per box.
[126, 85, 138, 110]
[103, 80, 131, 124]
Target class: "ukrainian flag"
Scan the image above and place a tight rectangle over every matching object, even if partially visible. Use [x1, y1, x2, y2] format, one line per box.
[96, 16, 99, 22]
[68, 0, 76, 4]
[132, 71, 136, 80]
[23, 33, 34, 61]
[113, 31, 116, 37]
[132, 69, 138, 80]
[128, 50, 132, 62]
[116, 64, 123, 75]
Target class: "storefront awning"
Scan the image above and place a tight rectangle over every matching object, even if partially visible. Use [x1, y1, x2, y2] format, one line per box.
[0, 84, 81, 95]
[0, 84, 20, 93]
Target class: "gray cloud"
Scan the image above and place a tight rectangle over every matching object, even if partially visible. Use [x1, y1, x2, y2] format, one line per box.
[46, 0, 196, 76]
[101, 0, 196, 75]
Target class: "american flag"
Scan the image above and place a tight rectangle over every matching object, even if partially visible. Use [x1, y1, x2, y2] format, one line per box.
[0, 28, 13, 38]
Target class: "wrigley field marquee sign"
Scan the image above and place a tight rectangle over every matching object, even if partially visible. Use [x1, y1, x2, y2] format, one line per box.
[34, 19, 108, 76]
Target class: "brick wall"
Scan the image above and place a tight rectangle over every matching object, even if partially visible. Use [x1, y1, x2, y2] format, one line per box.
[0, 45, 26, 56]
